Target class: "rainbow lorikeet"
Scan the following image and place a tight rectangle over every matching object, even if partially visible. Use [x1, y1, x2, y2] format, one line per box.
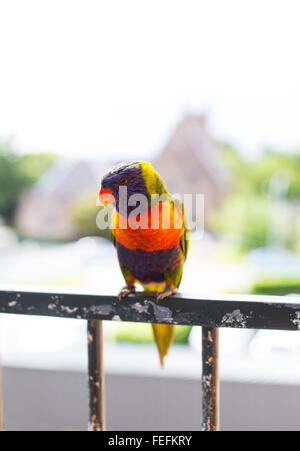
[99, 161, 189, 366]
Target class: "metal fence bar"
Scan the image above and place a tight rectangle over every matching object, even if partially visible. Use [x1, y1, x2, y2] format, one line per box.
[1, 288, 300, 330]
[202, 326, 219, 431]
[0, 362, 3, 432]
[88, 320, 106, 431]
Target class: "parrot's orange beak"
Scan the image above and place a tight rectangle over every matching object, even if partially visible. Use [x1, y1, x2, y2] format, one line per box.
[99, 187, 115, 206]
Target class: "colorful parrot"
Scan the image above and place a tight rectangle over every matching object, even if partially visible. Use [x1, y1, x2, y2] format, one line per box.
[99, 161, 189, 366]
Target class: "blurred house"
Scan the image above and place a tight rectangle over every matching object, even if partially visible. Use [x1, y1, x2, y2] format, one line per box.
[16, 115, 229, 241]
[153, 115, 230, 227]
[15, 160, 105, 241]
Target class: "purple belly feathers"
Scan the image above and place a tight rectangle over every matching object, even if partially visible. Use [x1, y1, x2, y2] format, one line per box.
[116, 242, 181, 283]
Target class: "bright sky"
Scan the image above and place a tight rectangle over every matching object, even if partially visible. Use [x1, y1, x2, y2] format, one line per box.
[0, 0, 300, 160]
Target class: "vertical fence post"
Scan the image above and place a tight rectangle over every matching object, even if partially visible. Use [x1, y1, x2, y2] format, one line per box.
[202, 326, 219, 431]
[0, 361, 3, 431]
[87, 320, 106, 431]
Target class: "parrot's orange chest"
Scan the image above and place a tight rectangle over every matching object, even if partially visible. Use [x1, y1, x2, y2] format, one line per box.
[112, 202, 184, 252]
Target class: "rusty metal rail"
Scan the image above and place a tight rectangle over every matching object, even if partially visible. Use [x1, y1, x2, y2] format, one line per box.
[87, 320, 106, 431]
[0, 287, 300, 431]
[0, 362, 3, 432]
[202, 327, 219, 431]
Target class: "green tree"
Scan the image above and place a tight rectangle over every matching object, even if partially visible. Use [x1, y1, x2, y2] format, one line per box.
[211, 193, 269, 251]
[17, 152, 57, 186]
[212, 146, 300, 252]
[0, 142, 57, 222]
[0, 143, 26, 220]
[220, 145, 300, 198]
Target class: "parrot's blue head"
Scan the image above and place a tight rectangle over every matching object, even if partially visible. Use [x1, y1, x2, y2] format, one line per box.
[99, 160, 148, 214]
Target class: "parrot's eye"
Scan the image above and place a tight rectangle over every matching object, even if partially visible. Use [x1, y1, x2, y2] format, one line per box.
[120, 178, 128, 185]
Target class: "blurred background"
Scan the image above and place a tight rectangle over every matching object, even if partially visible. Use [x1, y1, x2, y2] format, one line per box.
[1, 0, 300, 431]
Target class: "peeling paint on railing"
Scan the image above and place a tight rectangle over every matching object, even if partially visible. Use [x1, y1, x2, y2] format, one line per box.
[1, 288, 300, 330]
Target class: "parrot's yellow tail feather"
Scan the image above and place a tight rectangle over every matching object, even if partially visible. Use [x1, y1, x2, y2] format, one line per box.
[151, 324, 174, 368]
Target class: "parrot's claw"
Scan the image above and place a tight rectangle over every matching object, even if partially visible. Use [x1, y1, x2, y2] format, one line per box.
[118, 285, 136, 301]
[156, 287, 178, 303]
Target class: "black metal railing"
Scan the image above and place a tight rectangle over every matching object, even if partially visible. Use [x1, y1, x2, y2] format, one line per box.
[0, 287, 300, 431]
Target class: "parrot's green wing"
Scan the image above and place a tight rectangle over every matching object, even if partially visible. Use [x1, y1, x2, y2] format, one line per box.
[174, 196, 189, 261]
[164, 197, 189, 288]
[180, 218, 189, 261]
